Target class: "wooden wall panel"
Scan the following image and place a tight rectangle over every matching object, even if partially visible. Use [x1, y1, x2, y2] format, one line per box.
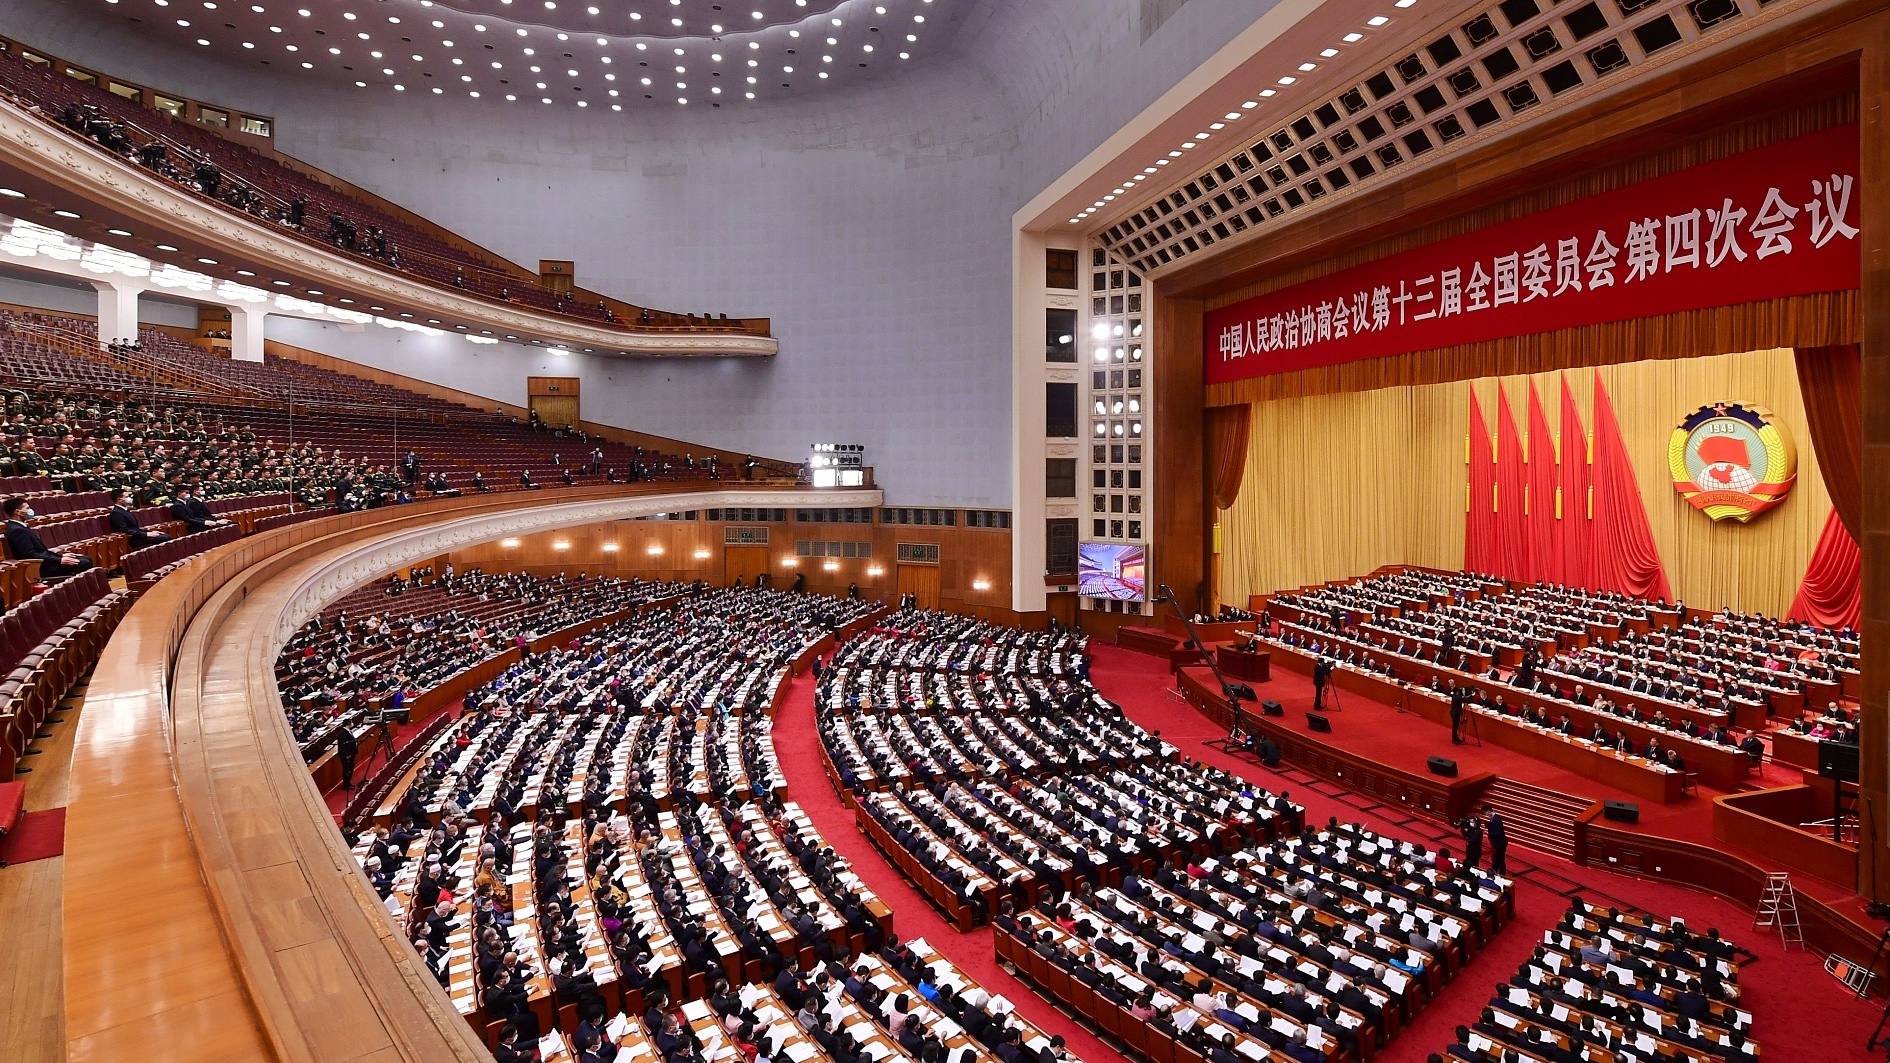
[1152, 290, 1208, 615]
[441, 515, 1014, 613]
[1857, 13, 1890, 904]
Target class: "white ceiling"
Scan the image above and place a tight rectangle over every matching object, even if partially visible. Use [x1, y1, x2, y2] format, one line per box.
[89, 0, 973, 109]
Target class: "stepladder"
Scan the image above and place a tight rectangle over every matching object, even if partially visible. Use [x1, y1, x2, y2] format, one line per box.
[1753, 871, 1804, 949]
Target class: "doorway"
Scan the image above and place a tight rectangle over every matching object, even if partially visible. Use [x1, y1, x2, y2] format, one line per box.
[895, 563, 941, 611]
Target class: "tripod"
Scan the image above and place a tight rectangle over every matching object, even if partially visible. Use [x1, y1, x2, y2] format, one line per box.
[1323, 682, 1344, 713]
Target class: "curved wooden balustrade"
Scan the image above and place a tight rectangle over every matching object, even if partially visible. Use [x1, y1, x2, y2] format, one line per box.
[63, 482, 880, 1063]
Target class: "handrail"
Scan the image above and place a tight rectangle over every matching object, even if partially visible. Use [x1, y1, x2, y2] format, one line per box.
[64, 482, 881, 1063]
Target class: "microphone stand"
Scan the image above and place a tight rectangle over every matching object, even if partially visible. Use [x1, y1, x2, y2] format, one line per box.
[1154, 582, 1253, 752]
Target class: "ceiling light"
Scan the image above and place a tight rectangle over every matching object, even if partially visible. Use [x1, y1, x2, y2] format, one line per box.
[196, 257, 217, 265]
[1277, 76, 1296, 85]
[1260, 89, 1276, 97]
[1368, 15, 1390, 25]
[107, 228, 132, 236]
[52, 209, 80, 218]
[0, 188, 22, 198]
[1396, 0, 1418, 6]
[1320, 48, 1340, 57]
[1343, 32, 1364, 42]
[236, 269, 255, 276]
[1298, 63, 1317, 71]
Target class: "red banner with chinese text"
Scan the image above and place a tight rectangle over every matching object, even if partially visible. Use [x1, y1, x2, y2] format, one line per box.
[1204, 124, 1860, 384]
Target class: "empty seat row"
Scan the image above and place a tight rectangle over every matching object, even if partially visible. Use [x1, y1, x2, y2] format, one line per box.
[123, 525, 242, 590]
[0, 568, 133, 782]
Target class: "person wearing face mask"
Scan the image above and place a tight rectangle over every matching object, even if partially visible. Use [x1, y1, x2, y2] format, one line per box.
[108, 490, 170, 549]
[2, 496, 94, 579]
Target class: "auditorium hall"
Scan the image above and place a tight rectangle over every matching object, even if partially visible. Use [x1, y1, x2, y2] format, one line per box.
[0, 1, 1884, 1061]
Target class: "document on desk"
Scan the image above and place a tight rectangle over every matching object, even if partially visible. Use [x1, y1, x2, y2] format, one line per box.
[784, 1041, 819, 1063]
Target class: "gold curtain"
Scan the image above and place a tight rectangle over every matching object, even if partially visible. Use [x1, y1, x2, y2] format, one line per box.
[1206, 404, 1252, 511]
[1221, 347, 1830, 616]
[1220, 386, 1465, 600]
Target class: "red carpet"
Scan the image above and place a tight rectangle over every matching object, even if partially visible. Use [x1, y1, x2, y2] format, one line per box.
[1088, 641, 1882, 1062]
[1179, 653, 1865, 907]
[3, 806, 64, 864]
[770, 674, 1130, 1063]
[321, 699, 466, 820]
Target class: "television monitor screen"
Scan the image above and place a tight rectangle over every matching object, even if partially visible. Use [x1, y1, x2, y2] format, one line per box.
[1078, 543, 1147, 601]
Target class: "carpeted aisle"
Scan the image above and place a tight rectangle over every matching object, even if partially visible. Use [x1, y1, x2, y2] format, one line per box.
[320, 699, 466, 820]
[1088, 641, 1882, 1062]
[2, 806, 64, 864]
[770, 675, 1130, 1063]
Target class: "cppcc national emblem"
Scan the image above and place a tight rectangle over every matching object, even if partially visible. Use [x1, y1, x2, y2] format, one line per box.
[1668, 403, 1796, 523]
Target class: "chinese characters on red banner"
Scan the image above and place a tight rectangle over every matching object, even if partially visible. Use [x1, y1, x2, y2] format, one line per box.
[1204, 125, 1860, 384]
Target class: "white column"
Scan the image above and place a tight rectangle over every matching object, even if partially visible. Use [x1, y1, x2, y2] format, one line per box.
[1010, 228, 1050, 617]
[91, 280, 143, 348]
[227, 304, 266, 362]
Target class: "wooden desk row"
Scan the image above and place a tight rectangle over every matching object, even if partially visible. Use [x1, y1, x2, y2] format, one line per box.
[1267, 631, 1749, 792]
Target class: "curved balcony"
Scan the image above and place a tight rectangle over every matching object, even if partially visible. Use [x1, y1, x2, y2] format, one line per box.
[63, 482, 872, 1062]
[0, 50, 776, 358]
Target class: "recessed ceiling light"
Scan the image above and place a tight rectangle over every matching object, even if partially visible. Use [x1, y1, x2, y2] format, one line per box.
[273, 279, 291, 285]
[0, 188, 23, 198]
[107, 228, 132, 236]
[52, 209, 80, 218]
[1320, 49, 1340, 58]
[306, 289, 323, 295]
[1368, 15, 1390, 26]
[338, 297, 354, 303]
[235, 269, 255, 276]
[1343, 33, 1364, 42]
[156, 243, 180, 252]
[196, 257, 217, 264]
[1297, 63, 1318, 72]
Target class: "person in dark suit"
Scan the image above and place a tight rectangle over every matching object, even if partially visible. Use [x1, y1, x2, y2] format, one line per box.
[109, 491, 169, 548]
[1461, 816, 1482, 870]
[1312, 656, 1334, 710]
[169, 486, 233, 535]
[1449, 687, 1468, 744]
[336, 726, 359, 790]
[1485, 808, 1508, 873]
[2, 497, 93, 579]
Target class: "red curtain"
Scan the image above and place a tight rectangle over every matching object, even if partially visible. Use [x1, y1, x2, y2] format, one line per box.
[1495, 385, 1530, 581]
[1588, 371, 1672, 602]
[1793, 344, 1861, 537]
[1556, 377, 1592, 591]
[1465, 387, 1497, 574]
[1525, 380, 1559, 585]
[1789, 507, 1860, 630]
[1206, 404, 1252, 511]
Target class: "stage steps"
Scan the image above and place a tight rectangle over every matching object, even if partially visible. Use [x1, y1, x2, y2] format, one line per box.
[1480, 778, 1592, 860]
